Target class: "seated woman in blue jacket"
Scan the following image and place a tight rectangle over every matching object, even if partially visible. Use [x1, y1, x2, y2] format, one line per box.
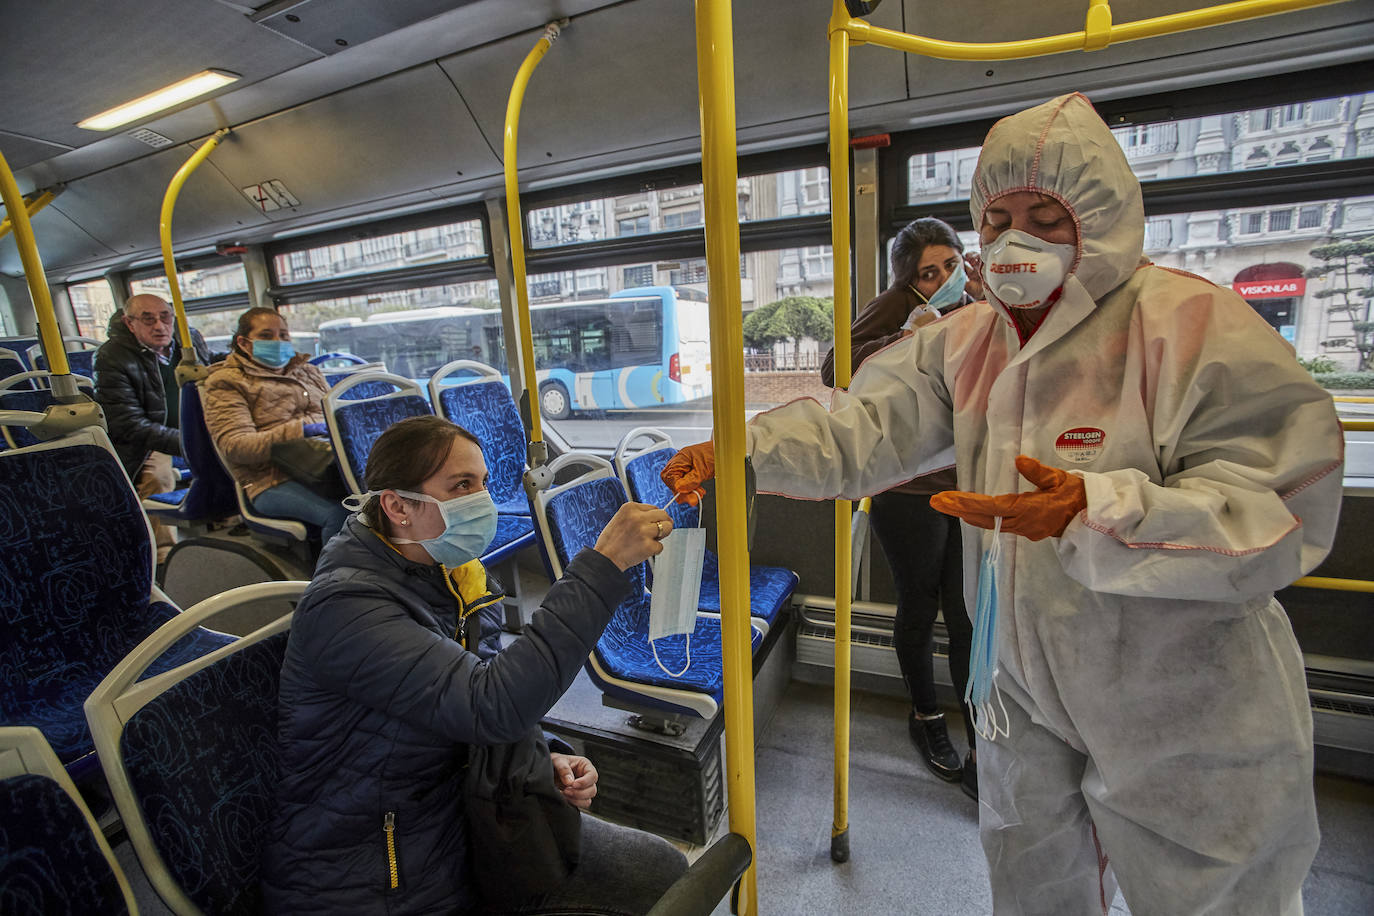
[263, 414, 687, 915]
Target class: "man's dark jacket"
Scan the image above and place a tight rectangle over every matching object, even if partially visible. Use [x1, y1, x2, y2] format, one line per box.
[93, 316, 213, 476]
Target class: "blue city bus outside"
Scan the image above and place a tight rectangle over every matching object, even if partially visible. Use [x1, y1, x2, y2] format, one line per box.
[315, 286, 711, 418]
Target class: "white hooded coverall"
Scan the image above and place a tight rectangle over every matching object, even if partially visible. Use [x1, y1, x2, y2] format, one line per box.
[746, 94, 1343, 915]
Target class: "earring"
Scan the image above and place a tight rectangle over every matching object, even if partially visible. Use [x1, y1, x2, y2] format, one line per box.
[401, 519, 410, 526]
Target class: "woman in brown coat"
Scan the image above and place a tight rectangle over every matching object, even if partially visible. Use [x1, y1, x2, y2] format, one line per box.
[821, 218, 983, 798]
[205, 307, 350, 544]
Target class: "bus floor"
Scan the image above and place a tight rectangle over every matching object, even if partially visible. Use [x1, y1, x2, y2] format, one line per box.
[108, 687, 1374, 915]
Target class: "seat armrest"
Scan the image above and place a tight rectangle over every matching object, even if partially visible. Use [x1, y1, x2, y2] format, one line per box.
[646, 833, 753, 916]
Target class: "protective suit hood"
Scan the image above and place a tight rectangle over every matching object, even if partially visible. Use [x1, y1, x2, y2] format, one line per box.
[971, 93, 1144, 307]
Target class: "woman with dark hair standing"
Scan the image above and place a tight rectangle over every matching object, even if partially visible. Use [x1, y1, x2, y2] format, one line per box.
[263, 415, 686, 915]
[204, 306, 350, 543]
[821, 218, 982, 798]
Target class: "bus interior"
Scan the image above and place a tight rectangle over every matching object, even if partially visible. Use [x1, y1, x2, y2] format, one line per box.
[3, 1, 1374, 913]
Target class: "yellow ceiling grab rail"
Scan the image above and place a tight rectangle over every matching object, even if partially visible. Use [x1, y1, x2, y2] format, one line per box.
[1292, 576, 1374, 594]
[505, 20, 565, 482]
[0, 187, 59, 243]
[823, 0, 1350, 869]
[0, 149, 104, 435]
[834, 0, 1351, 60]
[160, 129, 229, 386]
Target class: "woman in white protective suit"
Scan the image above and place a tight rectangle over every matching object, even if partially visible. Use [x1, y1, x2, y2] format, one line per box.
[662, 93, 1343, 915]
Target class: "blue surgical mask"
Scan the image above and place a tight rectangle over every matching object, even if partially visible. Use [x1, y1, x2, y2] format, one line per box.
[965, 517, 1010, 741]
[911, 258, 969, 311]
[251, 339, 295, 369]
[389, 489, 497, 569]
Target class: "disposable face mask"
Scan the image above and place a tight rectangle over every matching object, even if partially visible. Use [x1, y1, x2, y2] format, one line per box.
[361, 488, 498, 569]
[981, 228, 1076, 310]
[909, 258, 968, 312]
[648, 499, 706, 677]
[252, 339, 295, 368]
[965, 517, 1010, 741]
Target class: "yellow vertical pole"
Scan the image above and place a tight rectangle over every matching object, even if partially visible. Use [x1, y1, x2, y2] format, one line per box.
[827, 0, 854, 865]
[694, 1, 758, 912]
[0, 149, 74, 391]
[505, 21, 563, 460]
[160, 129, 228, 371]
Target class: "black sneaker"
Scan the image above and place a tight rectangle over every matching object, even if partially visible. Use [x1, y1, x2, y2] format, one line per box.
[908, 712, 961, 782]
[961, 751, 978, 801]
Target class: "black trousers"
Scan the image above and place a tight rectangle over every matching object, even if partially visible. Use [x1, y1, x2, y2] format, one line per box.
[870, 490, 975, 748]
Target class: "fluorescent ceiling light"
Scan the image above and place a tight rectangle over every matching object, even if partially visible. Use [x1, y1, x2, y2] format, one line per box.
[77, 69, 239, 131]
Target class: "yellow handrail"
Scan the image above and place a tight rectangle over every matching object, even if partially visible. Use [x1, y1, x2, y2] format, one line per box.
[0, 188, 57, 242]
[0, 151, 71, 381]
[1334, 396, 1374, 403]
[160, 129, 228, 360]
[1292, 576, 1374, 594]
[695, 1, 759, 911]
[837, 0, 1348, 61]
[504, 22, 563, 453]
[826, 0, 855, 867]
[1341, 419, 1374, 432]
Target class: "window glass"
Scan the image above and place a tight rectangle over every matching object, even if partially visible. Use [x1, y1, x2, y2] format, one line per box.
[526, 168, 830, 250]
[184, 306, 261, 357]
[1145, 196, 1372, 368]
[129, 262, 249, 300]
[272, 219, 486, 286]
[907, 93, 1371, 205]
[278, 279, 502, 380]
[68, 278, 119, 340]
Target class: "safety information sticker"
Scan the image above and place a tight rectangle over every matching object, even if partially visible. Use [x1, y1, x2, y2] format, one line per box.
[1055, 427, 1106, 464]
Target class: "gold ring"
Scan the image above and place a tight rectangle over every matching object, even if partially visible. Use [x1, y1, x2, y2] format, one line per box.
[655, 520, 664, 539]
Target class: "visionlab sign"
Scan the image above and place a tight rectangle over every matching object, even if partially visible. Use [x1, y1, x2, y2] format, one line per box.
[1233, 278, 1306, 299]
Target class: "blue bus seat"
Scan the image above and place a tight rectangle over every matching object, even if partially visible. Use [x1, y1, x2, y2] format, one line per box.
[429, 360, 531, 517]
[614, 428, 797, 631]
[0, 348, 33, 391]
[86, 583, 302, 916]
[0, 373, 97, 449]
[321, 363, 393, 400]
[28, 337, 100, 381]
[310, 351, 370, 368]
[427, 361, 537, 573]
[0, 428, 234, 781]
[531, 454, 762, 721]
[0, 726, 138, 915]
[325, 371, 433, 494]
[201, 382, 316, 546]
[0, 338, 39, 370]
[143, 382, 239, 526]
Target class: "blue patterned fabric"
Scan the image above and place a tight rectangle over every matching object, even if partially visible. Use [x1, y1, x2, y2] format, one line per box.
[621, 450, 797, 625]
[438, 381, 529, 516]
[0, 340, 38, 369]
[33, 350, 96, 380]
[0, 443, 233, 764]
[332, 395, 432, 491]
[149, 384, 237, 522]
[481, 513, 535, 567]
[0, 356, 29, 386]
[325, 375, 398, 401]
[546, 476, 645, 592]
[121, 633, 287, 916]
[0, 773, 129, 915]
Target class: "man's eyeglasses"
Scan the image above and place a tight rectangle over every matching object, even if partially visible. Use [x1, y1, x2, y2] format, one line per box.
[131, 313, 174, 326]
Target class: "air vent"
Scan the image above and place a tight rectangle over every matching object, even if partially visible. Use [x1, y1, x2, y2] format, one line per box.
[127, 128, 173, 148]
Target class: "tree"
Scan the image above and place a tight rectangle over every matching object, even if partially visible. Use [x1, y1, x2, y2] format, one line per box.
[742, 296, 833, 367]
[1308, 236, 1374, 371]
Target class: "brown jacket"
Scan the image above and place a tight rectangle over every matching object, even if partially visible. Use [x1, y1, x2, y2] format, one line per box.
[204, 349, 330, 499]
[820, 285, 968, 496]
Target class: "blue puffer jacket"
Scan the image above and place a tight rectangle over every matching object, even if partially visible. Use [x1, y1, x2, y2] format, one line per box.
[261, 516, 630, 915]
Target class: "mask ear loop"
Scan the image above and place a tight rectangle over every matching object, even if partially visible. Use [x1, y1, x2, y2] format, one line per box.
[652, 637, 691, 678]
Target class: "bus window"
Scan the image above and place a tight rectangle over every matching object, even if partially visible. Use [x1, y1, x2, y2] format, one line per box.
[68, 278, 119, 341]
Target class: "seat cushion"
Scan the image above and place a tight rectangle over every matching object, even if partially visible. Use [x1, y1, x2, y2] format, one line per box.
[0, 774, 130, 914]
[594, 594, 762, 697]
[696, 554, 798, 626]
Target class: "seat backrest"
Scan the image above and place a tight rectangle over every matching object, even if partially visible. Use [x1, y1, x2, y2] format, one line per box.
[0, 339, 38, 369]
[615, 428, 698, 531]
[86, 586, 299, 916]
[0, 348, 31, 389]
[174, 382, 239, 520]
[322, 363, 392, 400]
[310, 352, 369, 368]
[29, 338, 100, 380]
[434, 367, 527, 514]
[0, 727, 137, 915]
[532, 453, 645, 593]
[325, 372, 432, 494]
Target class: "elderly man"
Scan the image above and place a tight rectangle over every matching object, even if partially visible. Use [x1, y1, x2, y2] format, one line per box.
[94, 293, 213, 560]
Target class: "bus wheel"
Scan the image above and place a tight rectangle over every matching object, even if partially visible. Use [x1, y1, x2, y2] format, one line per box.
[540, 381, 572, 420]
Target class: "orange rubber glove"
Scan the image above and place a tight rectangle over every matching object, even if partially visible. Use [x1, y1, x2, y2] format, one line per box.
[660, 441, 715, 506]
[929, 455, 1087, 542]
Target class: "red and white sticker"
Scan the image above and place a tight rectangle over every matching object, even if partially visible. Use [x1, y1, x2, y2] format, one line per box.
[1055, 427, 1106, 464]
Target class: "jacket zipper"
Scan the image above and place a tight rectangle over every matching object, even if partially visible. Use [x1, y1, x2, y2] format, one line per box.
[383, 811, 399, 890]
